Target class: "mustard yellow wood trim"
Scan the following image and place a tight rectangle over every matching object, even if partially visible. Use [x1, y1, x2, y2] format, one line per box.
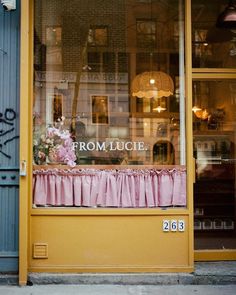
[33, 164, 186, 170]
[193, 68, 236, 73]
[28, 265, 194, 273]
[19, 0, 33, 286]
[30, 208, 190, 216]
[193, 73, 236, 80]
[195, 250, 236, 261]
[185, 0, 194, 269]
[27, 0, 34, 283]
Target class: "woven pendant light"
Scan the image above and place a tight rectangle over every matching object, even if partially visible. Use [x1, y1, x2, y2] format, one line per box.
[131, 71, 174, 99]
[131, 0, 174, 101]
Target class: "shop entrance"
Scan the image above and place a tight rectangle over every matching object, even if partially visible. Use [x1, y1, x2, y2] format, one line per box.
[193, 79, 236, 253]
[0, 3, 20, 272]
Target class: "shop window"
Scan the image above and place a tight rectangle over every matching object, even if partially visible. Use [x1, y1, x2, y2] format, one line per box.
[88, 26, 108, 47]
[45, 26, 62, 66]
[87, 52, 115, 72]
[192, 0, 236, 68]
[136, 19, 156, 48]
[193, 79, 236, 249]
[153, 141, 175, 165]
[50, 93, 63, 123]
[118, 52, 128, 72]
[91, 95, 109, 124]
[87, 52, 101, 72]
[33, 0, 186, 208]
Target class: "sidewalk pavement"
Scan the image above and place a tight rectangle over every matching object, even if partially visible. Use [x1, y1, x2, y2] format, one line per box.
[0, 284, 236, 295]
[0, 261, 236, 286]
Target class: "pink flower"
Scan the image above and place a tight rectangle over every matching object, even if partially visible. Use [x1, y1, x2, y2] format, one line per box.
[57, 145, 76, 167]
[35, 124, 77, 167]
[47, 127, 58, 138]
[67, 160, 76, 167]
[38, 151, 46, 160]
[63, 137, 73, 147]
[59, 130, 71, 140]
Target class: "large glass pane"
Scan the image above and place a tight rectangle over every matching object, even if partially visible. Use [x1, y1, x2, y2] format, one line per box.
[193, 79, 236, 249]
[33, 0, 186, 208]
[192, 0, 236, 68]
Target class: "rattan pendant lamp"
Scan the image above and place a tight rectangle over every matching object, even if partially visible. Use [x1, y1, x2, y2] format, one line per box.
[131, 0, 174, 108]
[131, 70, 174, 99]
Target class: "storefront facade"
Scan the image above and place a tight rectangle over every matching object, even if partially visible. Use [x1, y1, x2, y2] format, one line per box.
[17, 0, 236, 285]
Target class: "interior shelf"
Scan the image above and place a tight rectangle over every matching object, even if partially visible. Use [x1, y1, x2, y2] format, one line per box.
[193, 131, 235, 235]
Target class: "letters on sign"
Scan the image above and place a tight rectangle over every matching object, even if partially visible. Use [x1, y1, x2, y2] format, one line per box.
[72, 141, 147, 152]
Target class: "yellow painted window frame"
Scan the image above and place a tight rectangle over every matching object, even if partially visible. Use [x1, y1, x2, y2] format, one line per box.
[19, 0, 194, 285]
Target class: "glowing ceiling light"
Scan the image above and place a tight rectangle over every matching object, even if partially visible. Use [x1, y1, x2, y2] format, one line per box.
[153, 105, 166, 113]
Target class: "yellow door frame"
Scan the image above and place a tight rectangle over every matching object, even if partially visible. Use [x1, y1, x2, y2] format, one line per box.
[192, 72, 236, 262]
[195, 250, 236, 261]
[19, 0, 33, 286]
[185, 0, 194, 269]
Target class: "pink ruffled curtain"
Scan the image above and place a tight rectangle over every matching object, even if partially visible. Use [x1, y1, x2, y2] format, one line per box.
[33, 168, 186, 207]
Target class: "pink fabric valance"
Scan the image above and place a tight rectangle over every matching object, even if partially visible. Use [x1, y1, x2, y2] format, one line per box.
[33, 168, 186, 208]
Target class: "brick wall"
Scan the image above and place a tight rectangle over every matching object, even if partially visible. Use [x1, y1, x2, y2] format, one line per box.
[34, 0, 128, 73]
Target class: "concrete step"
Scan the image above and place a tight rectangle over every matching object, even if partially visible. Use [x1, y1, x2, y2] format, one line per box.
[1, 262, 236, 285]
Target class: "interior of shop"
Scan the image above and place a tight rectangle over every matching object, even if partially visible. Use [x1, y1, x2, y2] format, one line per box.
[192, 1, 236, 250]
[192, 80, 236, 249]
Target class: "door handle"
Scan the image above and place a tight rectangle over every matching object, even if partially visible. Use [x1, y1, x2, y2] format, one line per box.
[20, 160, 27, 176]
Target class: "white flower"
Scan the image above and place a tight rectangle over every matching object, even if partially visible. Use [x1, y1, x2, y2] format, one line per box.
[59, 130, 70, 140]
[40, 134, 46, 142]
[54, 129, 61, 137]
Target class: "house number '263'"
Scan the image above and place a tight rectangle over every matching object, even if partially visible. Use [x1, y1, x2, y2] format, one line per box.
[162, 220, 185, 232]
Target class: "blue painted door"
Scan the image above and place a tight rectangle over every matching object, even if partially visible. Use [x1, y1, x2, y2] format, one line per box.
[0, 1, 20, 272]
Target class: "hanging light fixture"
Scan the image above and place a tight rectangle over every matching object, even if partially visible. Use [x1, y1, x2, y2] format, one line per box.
[192, 105, 202, 113]
[216, 0, 236, 29]
[153, 104, 167, 113]
[152, 96, 167, 112]
[131, 70, 174, 99]
[131, 0, 174, 104]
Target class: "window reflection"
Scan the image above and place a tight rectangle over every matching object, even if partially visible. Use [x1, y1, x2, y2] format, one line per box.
[192, 0, 236, 68]
[193, 80, 236, 249]
[33, 0, 185, 167]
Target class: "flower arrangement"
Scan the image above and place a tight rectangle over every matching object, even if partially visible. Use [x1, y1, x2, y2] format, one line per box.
[33, 116, 77, 167]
